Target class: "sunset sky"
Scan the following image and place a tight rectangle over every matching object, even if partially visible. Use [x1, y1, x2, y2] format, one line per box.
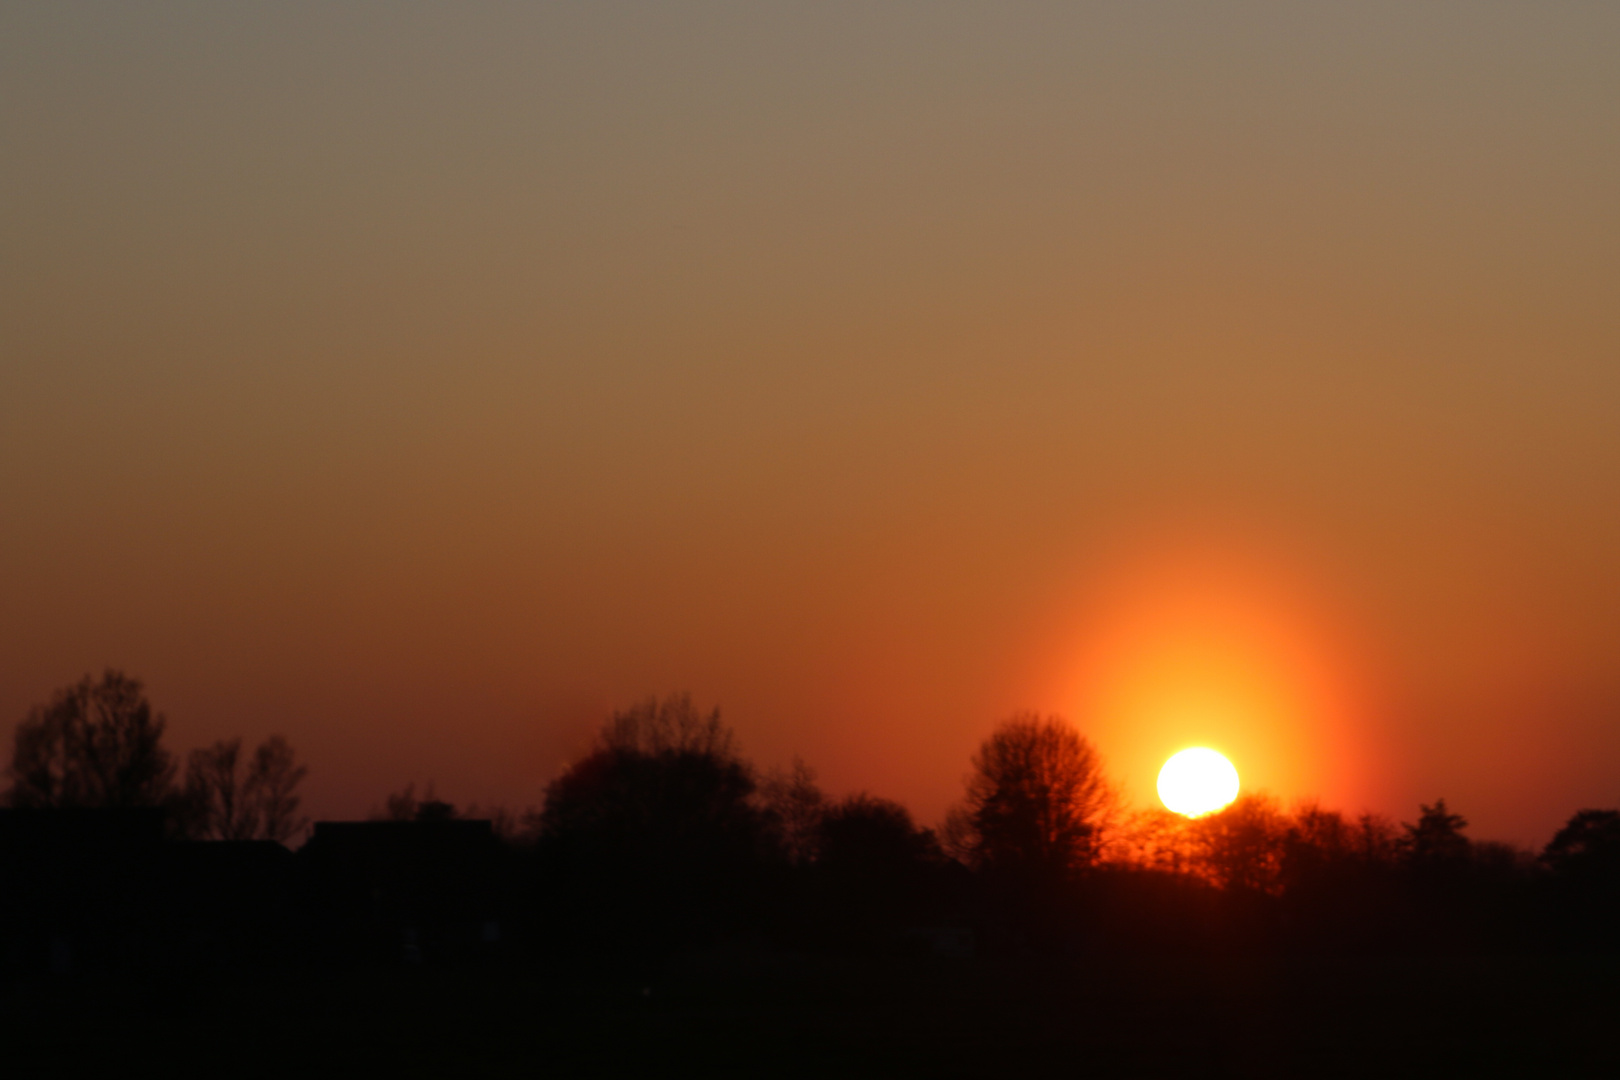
[3, 3, 1618, 844]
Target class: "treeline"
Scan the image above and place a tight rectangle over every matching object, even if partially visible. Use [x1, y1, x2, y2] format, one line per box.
[4, 672, 1620, 968]
[517, 695, 1620, 956]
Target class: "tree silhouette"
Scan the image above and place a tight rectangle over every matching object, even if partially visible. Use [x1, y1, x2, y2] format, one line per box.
[1112, 807, 1197, 874]
[1539, 807, 1620, 949]
[1192, 793, 1285, 893]
[536, 694, 770, 948]
[540, 696, 760, 852]
[183, 735, 308, 843]
[185, 739, 253, 838]
[1351, 812, 1402, 867]
[811, 794, 944, 943]
[759, 756, 825, 866]
[1542, 808, 1620, 886]
[1402, 799, 1470, 868]
[184, 735, 309, 841]
[597, 692, 740, 760]
[951, 712, 1116, 885]
[6, 670, 175, 809]
[249, 735, 308, 842]
[817, 794, 940, 880]
[379, 781, 456, 823]
[1281, 800, 1354, 887]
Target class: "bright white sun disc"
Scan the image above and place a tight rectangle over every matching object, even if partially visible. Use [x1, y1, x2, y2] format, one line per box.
[1157, 748, 1240, 817]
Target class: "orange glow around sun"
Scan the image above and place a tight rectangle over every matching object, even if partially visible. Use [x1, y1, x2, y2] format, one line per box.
[1049, 527, 1378, 814]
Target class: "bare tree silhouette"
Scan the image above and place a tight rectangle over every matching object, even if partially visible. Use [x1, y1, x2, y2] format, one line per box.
[248, 735, 308, 842]
[183, 734, 309, 843]
[760, 756, 825, 866]
[185, 738, 253, 839]
[597, 692, 738, 759]
[6, 670, 175, 809]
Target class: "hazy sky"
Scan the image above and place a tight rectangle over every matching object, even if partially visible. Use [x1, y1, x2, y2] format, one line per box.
[4, 2, 1618, 843]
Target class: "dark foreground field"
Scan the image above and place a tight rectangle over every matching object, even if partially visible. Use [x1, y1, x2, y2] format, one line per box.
[3, 951, 1615, 1077]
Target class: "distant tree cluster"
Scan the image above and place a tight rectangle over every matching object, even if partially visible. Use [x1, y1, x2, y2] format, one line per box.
[5, 669, 309, 844]
[1111, 792, 1509, 896]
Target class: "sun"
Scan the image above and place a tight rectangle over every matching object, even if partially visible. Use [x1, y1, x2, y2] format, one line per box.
[1157, 748, 1240, 817]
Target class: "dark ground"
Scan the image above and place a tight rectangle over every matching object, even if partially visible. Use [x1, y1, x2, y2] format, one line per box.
[4, 951, 1617, 1077]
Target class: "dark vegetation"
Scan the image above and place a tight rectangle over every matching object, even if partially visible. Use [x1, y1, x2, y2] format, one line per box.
[3, 671, 1618, 1073]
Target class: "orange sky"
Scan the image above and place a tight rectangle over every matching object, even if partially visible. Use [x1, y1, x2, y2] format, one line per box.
[3, 4, 1619, 844]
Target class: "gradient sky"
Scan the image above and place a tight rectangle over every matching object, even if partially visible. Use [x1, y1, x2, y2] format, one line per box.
[4, 3, 1618, 844]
